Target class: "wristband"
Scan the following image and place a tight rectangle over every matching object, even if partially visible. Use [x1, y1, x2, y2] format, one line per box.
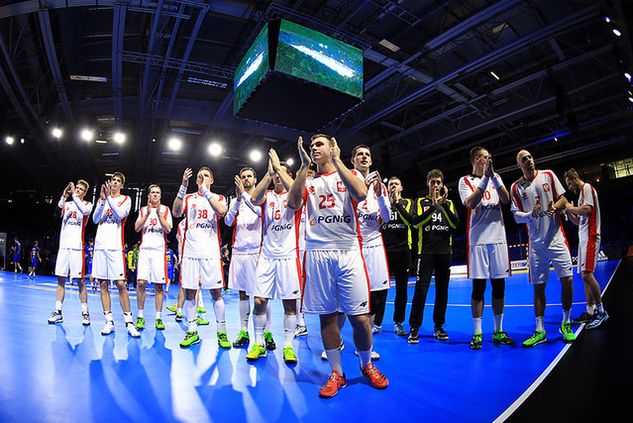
[491, 176, 502, 189]
[200, 185, 213, 202]
[477, 176, 489, 191]
[177, 185, 187, 199]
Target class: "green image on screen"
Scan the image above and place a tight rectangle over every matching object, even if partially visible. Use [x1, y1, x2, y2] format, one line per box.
[234, 25, 270, 114]
[274, 20, 363, 99]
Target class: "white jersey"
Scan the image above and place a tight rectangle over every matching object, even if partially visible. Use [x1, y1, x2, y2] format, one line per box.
[225, 196, 262, 254]
[298, 206, 306, 253]
[458, 173, 507, 246]
[302, 170, 363, 250]
[181, 192, 226, 259]
[139, 205, 173, 250]
[357, 181, 390, 246]
[578, 182, 601, 242]
[511, 170, 567, 247]
[58, 195, 93, 250]
[261, 190, 302, 258]
[93, 195, 131, 251]
[177, 219, 186, 258]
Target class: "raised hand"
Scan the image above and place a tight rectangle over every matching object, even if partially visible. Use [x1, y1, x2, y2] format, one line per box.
[181, 168, 193, 187]
[297, 136, 311, 167]
[331, 137, 341, 161]
[196, 172, 204, 190]
[234, 175, 244, 197]
[63, 182, 73, 196]
[484, 158, 494, 178]
[366, 171, 382, 195]
[69, 182, 75, 193]
[269, 148, 282, 172]
[100, 184, 107, 200]
[437, 186, 449, 205]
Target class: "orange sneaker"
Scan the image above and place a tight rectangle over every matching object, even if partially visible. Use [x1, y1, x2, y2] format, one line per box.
[361, 363, 389, 389]
[319, 371, 347, 398]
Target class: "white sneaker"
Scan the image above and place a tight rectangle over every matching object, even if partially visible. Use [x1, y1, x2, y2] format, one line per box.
[127, 323, 141, 338]
[81, 312, 91, 326]
[101, 321, 115, 335]
[48, 310, 63, 324]
[294, 324, 308, 337]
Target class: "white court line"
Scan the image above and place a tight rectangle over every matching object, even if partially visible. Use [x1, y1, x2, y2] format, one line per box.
[385, 301, 590, 308]
[493, 259, 621, 423]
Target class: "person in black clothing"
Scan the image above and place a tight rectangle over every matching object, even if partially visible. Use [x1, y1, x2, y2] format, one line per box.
[383, 176, 414, 336]
[393, 169, 459, 344]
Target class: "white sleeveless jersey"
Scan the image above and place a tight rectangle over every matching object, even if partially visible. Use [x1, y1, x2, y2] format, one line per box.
[181, 192, 226, 259]
[578, 182, 601, 241]
[357, 181, 388, 246]
[458, 173, 507, 246]
[59, 199, 93, 250]
[94, 195, 131, 251]
[261, 190, 302, 258]
[511, 170, 567, 247]
[226, 198, 262, 253]
[139, 205, 173, 250]
[302, 170, 363, 250]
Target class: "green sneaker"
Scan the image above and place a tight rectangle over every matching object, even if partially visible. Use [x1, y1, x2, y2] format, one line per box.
[283, 346, 297, 364]
[196, 316, 209, 325]
[559, 322, 576, 343]
[175, 313, 183, 322]
[217, 332, 231, 349]
[469, 333, 483, 350]
[135, 316, 146, 330]
[246, 343, 267, 361]
[522, 330, 547, 348]
[492, 330, 515, 345]
[179, 331, 200, 348]
[166, 305, 177, 313]
[264, 331, 277, 351]
[155, 318, 165, 330]
[197, 307, 206, 313]
[233, 329, 250, 348]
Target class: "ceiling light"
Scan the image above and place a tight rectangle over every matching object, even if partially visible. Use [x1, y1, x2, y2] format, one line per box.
[208, 142, 223, 157]
[20, 138, 25, 144]
[113, 132, 126, 144]
[613, 29, 622, 37]
[51, 127, 63, 139]
[625, 72, 632, 81]
[168, 137, 182, 151]
[628, 97, 633, 103]
[5, 136, 14, 145]
[80, 129, 95, 142]
[490, 71, 500, 80]
[604, 16, 611, 23]
[286, 158, 294, 166]
[378, 39, 400, 52]
[249, 150, 263, 162]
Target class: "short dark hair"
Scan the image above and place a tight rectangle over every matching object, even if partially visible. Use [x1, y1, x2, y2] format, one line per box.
[427, 169, 444, 183]
[148, 184, 161, 192]
[111, 171, 126, 185]
[77, 179, 89, 191]
[469, 146, 487, 165]
[310, 133, 334, 146]
[239, 167, 257, 178]
[351, 144, 371, 159]
[279, 161, 292, 175]
[564, 168, 580, 180]
[198, 166, 214, 179]
[388, 176, 401, 183]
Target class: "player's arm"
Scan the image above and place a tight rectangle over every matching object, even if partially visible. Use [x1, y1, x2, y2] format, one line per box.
[251, 172, 272, 206]
[331, 138, 367, 202]
[510, 183, 536, 224]
[366, 172, 391, 222]
[269, 149, 295, 193]
[106, 195, 131, 220]
[564, 201, 581, 225]
[58, 182, 72, 211]
[173, 168, 192, 218]
[241, 192, 263, 217]
[200, 186, 227, 217]
[92, 184, 107, 224]
[157, 206, 173, 233]
[440, 200, 460, 229]
[288, 137, 310, 210]
[134, 206, 149, 232]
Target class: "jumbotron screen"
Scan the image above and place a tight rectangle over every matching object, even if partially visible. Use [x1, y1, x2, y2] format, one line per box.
[233, 24, 269, 114]
[274, 20, 363, 99]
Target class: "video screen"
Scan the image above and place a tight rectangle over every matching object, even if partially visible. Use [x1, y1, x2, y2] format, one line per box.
[274, 20, 363, 99]
[234, 24, 270, 114]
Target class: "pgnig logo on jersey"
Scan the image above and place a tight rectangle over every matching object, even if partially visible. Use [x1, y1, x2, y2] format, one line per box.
[311, 215, 352, 225]
[270, 223, 292, 231]
[190, 222, 215, 229]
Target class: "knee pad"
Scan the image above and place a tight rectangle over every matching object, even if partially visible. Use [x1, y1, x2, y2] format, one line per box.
[471, 279, 486, 301]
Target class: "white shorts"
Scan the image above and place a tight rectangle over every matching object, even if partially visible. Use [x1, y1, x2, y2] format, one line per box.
[181, 257, 223, 290]
[362, 243, 390, 291]
[302, 249, 370, 315]
[578, 235, 600, 273]
[254, 255, 302, 300]
[137, 248, 168, 284]
[92, 249, 126, 281]
[55, 249, 85, 279]
[529, 241, 572, 284]
[468, 243, 511, 279]
[228, 252, 258, 294]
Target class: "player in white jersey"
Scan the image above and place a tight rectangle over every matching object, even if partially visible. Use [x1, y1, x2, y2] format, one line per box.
[563, 168, 608, 329]
[225, 168, 269, 349]
[458, 147, 515, 350]
[92, 172, 140, 337]
[294, 200, 308, 337]
[173, 166, 231, 348]
[288, 134, 389, 398]
[238, 151, 301, 364]
[134, 184, 173, 331]
[510, 150, 574, 347]
[48, 180, 93, 325]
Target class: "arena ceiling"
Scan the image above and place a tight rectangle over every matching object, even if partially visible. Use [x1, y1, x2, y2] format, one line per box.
[0, 0, 632, 199]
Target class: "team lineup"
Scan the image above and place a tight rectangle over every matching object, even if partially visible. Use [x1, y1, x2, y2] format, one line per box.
[45, 134, 608, 398]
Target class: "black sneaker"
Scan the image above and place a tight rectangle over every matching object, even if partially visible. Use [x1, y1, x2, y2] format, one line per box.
[433, 327, 449, 341]
[407, 327, 419, 344]
[264, 331, 277, 351]
[572, 311, 595, 324]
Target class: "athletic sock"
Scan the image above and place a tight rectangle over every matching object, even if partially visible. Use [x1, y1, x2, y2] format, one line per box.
[493, 313, 504, 333]
[562, 309, 571, 323]
[104, 310, 114, 323]
[213, 297, 226, 332]
[254, 314, 266, 345]
[177, 307, 182, 314]
[240, 299, 250, 331]
[473, 317, 482, 334]
[536, 316, 544, 332]
[587, 304, 596, 314]
[284, 314, 294, 348]
[123, 312, 133, 324]
[325, 348, 343, 374]
[358, 350, 372, 368]
[81, 303, 89, 313]
[184, 299, 196, 326]
[265, 301, 272, 332]
[138, 309, 144, 318]
[156, 311, 162, 319]
[296, 299, 305, 326]
[55, 301, 63, 312]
